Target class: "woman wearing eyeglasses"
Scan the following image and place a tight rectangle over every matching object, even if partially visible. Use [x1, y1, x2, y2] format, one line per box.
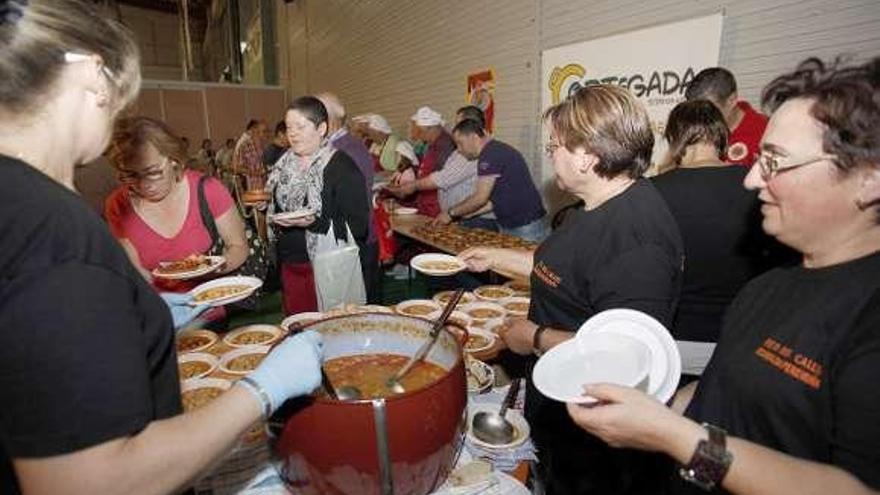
[567, 57, 880, 495]
[461, 85, 685, 494]
[0, 2, 322, 494]
[104, 116, 249, 298]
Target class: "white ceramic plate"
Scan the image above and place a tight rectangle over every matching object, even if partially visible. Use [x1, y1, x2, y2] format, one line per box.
[393, 206, 419, 215]
[502, 279, 531, 295]
[433, 470, 529, 495]
[222, 324, 284, 348]
[498, 296, 530, 317]
[532, 339, 601, 404]
[460, 302, 507, 323]
[410, 253, 467, 276]
[463, 327, 496, 354]
[474, 285, 516, 302]
[271, 209, 315, 222]
[395, 299, 442, 319]
[180, 377, 232, 412]
[578, 308, 681, 404]
[152, 255, 225, 280]
[189, 276, 263, 307]
[466, 359, 495, 394]
[218, 345, 271, 375]
[466, 403, 531, 450]
[427, 309, 473, 330]
[177, 352, 218, 381]
[280, 311, 326, 332]
[175, 329, 219, 353]
[432, 291, 476, 306]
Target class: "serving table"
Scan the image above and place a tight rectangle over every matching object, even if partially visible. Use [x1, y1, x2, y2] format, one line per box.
[390, 213, 533, 283]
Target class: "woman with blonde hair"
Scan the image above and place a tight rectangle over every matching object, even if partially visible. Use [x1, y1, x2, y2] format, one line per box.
[461, 84, 684, 493]
[0, 2, 322, 493]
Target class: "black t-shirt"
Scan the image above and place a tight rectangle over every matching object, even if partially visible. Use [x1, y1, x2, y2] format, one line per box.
[276, 151, 369, 264]
[0, 156, 181, 494]
[651, 166, 774, 342]
[681, 252, 880, 492]
[526, 178, 684, 494]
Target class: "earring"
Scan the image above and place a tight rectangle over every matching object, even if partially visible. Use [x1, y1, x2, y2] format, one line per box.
[95, 90, 110, 108]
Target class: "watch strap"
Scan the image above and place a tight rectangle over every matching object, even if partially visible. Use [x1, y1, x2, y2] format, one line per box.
[532, 325, 547, 356]
[679, 423, 733, 491]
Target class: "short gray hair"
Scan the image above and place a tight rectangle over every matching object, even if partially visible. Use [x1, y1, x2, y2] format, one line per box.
[316, 92, 346, 125]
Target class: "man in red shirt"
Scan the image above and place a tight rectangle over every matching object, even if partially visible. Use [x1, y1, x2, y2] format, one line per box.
[685, 67, 768, 167]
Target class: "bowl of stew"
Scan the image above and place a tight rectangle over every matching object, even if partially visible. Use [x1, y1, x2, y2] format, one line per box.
[273, 312, 467, 495]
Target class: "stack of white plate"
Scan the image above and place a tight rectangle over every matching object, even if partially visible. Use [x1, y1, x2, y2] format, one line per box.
[533, 308, 681, 404]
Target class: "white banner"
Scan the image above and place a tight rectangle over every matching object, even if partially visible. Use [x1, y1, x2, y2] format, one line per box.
[540, 14, 723, 181]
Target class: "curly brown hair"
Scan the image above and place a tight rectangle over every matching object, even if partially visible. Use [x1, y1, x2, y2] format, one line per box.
[761, 57, 880, 174]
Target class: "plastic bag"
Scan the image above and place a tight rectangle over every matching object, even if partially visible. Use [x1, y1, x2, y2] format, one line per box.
[310, 221, 366, 311]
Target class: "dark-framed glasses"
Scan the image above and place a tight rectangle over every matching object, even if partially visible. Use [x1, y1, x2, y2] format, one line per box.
[116, 157, 171, 184]
[754, 150, 836, 180]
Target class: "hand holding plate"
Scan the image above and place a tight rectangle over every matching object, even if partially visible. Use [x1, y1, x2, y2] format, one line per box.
[272, 213, 316, 228]
[458, 247, 494, 272]
[159, 292, 211, 329]
[565, 383, 695, 453]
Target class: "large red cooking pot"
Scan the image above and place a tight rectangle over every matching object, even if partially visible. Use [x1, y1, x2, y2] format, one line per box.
[272, 312, 468, 495]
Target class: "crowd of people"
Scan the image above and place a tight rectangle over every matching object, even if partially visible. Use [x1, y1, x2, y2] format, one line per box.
[1, 1, 879, 495]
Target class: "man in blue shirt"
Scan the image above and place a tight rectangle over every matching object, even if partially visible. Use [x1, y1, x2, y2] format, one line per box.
[441, 119, 547, 242]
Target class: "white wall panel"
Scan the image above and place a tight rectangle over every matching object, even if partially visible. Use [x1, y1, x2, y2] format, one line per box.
[283, 0, 880, 209]
[284, 0, 541, 170]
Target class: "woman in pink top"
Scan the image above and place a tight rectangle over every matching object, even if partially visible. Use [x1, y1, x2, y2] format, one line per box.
[104, 117, 249, 297]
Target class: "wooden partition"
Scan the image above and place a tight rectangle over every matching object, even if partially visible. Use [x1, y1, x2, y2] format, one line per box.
[132, 81, 286, 145]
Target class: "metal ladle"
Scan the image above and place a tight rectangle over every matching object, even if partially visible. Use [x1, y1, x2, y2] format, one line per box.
[386, 289, 466, 395]
[472, 378, 521, 445]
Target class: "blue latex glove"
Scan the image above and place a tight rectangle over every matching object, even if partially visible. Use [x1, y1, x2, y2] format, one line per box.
[159, 292, 210, 329]
[246, 330, 323, 414]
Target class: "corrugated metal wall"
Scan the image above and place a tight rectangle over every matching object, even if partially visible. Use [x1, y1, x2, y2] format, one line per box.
[284, 0, 880, 206]
[283, 0, 541, 162]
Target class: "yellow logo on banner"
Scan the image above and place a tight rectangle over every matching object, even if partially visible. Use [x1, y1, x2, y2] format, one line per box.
[548, 63, 586, 105]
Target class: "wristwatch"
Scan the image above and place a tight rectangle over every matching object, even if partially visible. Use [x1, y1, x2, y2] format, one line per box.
[532, 326, 548, 356]
[679, 423, 734, 491]
[447, 210, 462, 222]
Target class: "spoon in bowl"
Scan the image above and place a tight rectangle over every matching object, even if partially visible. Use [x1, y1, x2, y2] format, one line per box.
[472, 378, 521, 445]
[386, 289, 466, 394]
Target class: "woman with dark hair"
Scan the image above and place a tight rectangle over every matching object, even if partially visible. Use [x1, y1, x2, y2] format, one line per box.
[651, 100, 780, 376]
[568, 57, 880, 495]
[269, 96, 370, 314]
[0, 2, 322, 493]
[461, 84, 684, 494]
